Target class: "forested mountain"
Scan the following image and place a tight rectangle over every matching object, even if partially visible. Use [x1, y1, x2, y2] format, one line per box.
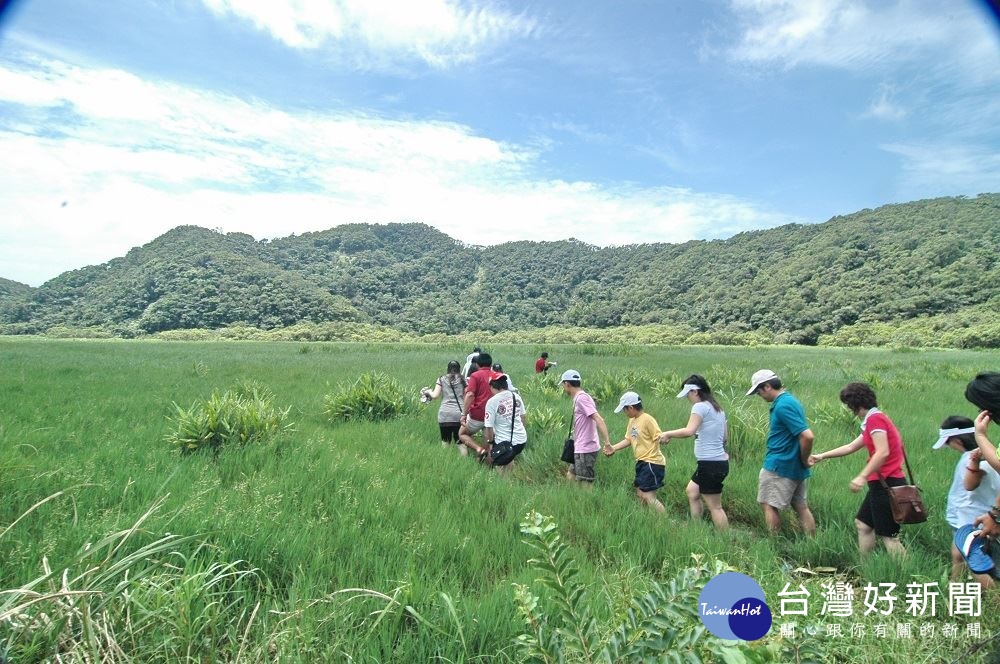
[2, 194, 998, 345]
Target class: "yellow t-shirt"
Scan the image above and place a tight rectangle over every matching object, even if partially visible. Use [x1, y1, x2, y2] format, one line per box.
[624, 412, 665, 465]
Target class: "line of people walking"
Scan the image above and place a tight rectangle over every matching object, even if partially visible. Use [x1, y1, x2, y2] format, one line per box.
[421, 355, 1000, 584]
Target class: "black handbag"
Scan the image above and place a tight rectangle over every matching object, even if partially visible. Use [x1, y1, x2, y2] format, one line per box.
[489, 392, 519, 464]
[560, 397, 576, 464]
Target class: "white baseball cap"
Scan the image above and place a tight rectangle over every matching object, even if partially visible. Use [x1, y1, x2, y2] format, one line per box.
[560, 369, 581, 383]
[615, 391, 642, 413]
[676, 384, 700, 398]
[746, 369, 779, 396]
[932, 427, 977, 450]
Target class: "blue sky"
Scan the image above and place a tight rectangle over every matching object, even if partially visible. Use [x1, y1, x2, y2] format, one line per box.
[1, 0, 998, 286]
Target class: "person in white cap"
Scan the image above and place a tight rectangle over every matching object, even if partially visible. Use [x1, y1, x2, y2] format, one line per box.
[746, 369, 816, 536]
[560, 369, 611, 486]
[931, 415, 1000, 585]
[659, 374, 729, 530]
[604, 391, 666, 513]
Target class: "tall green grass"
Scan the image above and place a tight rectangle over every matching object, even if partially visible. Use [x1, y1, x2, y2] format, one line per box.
[1, 338, 998, 661]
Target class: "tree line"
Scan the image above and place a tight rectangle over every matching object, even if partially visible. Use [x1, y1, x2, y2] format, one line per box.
[1, 194, 997, 347]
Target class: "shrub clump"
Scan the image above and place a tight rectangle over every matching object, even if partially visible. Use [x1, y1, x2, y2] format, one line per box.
[167, 381, 293, 455]
[324, 372, 416, 423]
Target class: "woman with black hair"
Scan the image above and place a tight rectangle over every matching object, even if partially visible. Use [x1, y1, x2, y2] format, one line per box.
[421, 360, 467, 453]
[963, 372, 1000, 538]
[809, 382, 907, 557]
[659, 374, 730, 529]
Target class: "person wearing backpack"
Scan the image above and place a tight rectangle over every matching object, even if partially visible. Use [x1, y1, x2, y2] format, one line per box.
[420, 360, 468, 454]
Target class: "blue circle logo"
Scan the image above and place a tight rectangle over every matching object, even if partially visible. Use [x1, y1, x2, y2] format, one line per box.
[697, 572, 772, 641]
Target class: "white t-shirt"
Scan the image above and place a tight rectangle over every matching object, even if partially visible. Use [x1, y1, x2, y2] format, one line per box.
[946, 451, 1000, 528]
[484, 390, 528, 446]
[692, 401, 728, 461]
[461, 352, 479, 377]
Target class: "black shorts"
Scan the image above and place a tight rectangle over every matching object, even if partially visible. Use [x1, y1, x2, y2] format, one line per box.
[691, 460, 729, 495]
[856, 477, 906, 537]
[634, 461, 665, 492]
[439, 423, 461, 443]
[492, 443, 525, 467]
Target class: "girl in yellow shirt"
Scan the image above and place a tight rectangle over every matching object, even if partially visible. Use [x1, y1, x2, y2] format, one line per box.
[604, 391, 666, 513]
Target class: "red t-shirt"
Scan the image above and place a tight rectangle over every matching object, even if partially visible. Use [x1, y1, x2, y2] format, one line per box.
[862, 409, 905, 481]
[466, 367, 493, 421]
[535, 358, 546, 373]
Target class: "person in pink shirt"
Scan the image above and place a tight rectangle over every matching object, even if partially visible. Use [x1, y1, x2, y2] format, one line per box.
[560, 369, 611, 486]
[808, 382, 907, 557]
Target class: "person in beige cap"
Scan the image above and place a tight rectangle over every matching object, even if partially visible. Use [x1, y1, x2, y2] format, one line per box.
[747, 369, 816, 536]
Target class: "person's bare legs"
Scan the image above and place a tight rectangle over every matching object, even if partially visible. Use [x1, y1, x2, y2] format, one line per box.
[637, 489, 665, 513]
[951, 544, 966, 581]
[703, 493, 729, 530]
[793, 502, 817, 537]
[762, 503, 782, 534]
[565, 466, 575, 481]
[856, 519, 877, 555]
[881, 536, 907, 558]
[686, 481, 703, 520]
[458, 424, 483, 456]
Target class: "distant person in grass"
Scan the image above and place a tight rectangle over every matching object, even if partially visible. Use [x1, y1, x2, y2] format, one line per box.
[459, 353, 493, 456]
[659, 375, 729, 529]
[481, 371, 527, 474]
[420, 360, 467, 452]
[808, 382, 907, 557]
[560, 369, 611, 487]
[933, 415, 1000, 586]
[962, 373, 1000, 539]
[462, 346, 482, 378]
[604, 391, 666, 512]
[535, 352, 556, 374]
[747, 369, 817, 536]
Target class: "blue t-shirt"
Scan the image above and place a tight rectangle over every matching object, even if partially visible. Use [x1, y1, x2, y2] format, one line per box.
[763, 392, 811, 481]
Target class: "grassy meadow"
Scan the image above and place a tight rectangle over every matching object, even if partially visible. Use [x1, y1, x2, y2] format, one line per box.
[2, 337, 1000, 662]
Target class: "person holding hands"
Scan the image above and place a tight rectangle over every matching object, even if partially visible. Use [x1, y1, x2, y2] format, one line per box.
[604, 391, 666, 513]
[808, 382, 906, 557]
[660, 375, 729, 529]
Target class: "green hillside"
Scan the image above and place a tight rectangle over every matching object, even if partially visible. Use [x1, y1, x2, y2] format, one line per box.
[2, 194, 998, 344]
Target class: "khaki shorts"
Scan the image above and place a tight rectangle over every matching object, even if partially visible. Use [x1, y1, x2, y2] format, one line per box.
[757, 468, 808, 510]
[463, 418, 485, 435]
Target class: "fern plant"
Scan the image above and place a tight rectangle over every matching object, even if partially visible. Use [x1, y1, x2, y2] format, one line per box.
[514, 511, 748, 664]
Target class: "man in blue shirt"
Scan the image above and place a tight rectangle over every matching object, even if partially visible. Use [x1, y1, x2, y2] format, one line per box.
[747, 369, 817, 536]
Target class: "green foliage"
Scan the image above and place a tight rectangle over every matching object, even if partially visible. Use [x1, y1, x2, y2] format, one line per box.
[324, 371, 417, 423]
[514, 511, 746, 663]
[166, 382, 293, 455]
[3, 195, 999, 346]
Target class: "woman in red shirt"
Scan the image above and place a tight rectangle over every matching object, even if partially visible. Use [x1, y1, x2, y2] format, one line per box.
[808, 382, 907, 557]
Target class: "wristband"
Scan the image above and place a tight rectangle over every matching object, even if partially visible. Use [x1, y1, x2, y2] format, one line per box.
[968, 466, 986, 473]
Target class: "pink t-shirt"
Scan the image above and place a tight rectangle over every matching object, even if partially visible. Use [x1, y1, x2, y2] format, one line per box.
[573, 391, 600, 453]
[861, 409, 905, 481]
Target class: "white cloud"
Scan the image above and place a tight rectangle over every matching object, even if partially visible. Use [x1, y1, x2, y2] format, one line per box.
[863, 84, 907, 121]
[0, 54, 798, 286]
[726, 0, 1000, 81]
[881, 142, 1000, 199]
[200, 0, 539, 68]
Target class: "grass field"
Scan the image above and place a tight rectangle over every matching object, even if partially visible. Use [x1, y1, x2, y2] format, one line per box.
[2, 338, 999, 662]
